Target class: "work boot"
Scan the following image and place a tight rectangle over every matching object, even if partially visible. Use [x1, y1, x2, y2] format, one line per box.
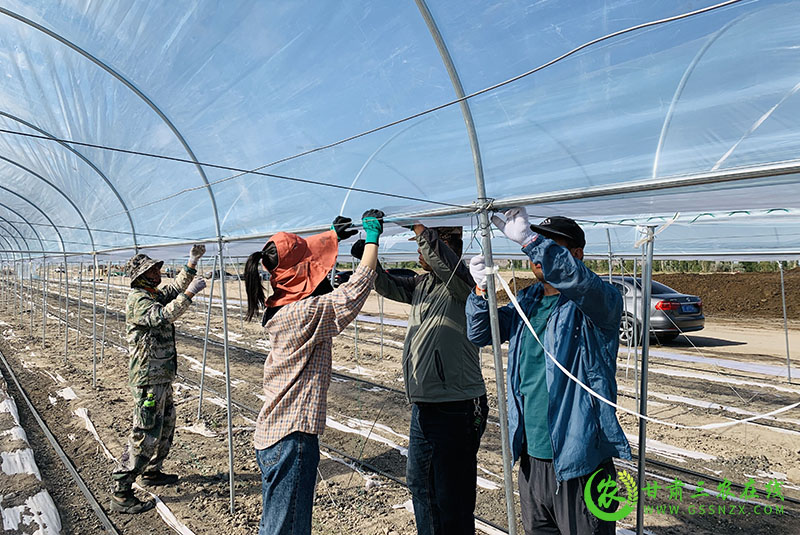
[109, 490, 155, 514]
[140, 470, 179, 487]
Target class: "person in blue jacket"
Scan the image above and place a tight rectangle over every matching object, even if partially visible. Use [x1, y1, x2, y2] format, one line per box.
[466, 207, 631, 535]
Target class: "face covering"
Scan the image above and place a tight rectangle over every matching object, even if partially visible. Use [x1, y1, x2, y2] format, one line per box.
[142, 270, 161, 288]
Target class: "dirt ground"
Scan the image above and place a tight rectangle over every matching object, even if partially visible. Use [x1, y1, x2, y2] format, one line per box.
[498, 268, 800, 322]
[1, 269, 799, 534]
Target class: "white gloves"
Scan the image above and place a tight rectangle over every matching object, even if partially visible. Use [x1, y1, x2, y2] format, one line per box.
[491, 207, 536, 246]
[469, 255, 488, 291]
[186, 277, 206, 296]
[189, 244, 206, 265]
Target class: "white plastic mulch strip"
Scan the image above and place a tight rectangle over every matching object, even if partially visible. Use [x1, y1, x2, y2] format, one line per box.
[647, 349, 800, 379]
[0, 372, 61, 533]
[331, 364, 383, 376]
[492, 270, 800, 430]
[1, 490, 62, 534]
[326, 416, 408, 457]
[327, 416, 500, 490]
[475, 519, 508, 535]
[1, 449, 42, 480]
[391, 499, 414, 513]
[132, 486, 197, 535]
[355, 314, 408, 327]
[391, 500, 506, 535]
[72, 407, 197, 535]
[618, 362, 800, 395]
[0, 398, 20, 424]
[624, 433, 716, 464]
[0, 425, 28, 443]
[619, 386, 800, 430]
[177, 421, 217, 438]
[179, 355, 243, 386]
[72, 409, 115, 462]
[319, 450, 370, 483]
[55, 387, 77, 401]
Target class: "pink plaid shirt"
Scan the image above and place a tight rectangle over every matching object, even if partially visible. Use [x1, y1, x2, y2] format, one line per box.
[254, 264, 376, 449]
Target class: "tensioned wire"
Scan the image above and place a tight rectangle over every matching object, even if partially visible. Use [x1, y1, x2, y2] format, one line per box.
[489, 266, 800, 430]
[0, 0, 745, 227]
[615, 254, 754, 405]
[0, 217, 198, 242]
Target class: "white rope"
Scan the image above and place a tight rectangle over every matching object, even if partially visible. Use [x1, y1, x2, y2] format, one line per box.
[489, 267, 800, 430]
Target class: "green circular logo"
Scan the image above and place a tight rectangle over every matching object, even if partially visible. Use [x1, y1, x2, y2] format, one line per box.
[584, 469, 638, 522]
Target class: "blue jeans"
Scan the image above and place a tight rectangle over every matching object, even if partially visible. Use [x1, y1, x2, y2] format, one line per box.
[407, 396, 489, 535]
[255, 432, 320, 535]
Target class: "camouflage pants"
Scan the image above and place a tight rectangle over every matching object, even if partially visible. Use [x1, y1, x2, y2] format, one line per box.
[112, 382, 176, 492]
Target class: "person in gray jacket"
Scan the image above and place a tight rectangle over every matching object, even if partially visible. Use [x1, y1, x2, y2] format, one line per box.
[352, 223, 487, 535]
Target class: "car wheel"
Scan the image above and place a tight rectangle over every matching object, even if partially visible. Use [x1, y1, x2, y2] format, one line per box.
[654, 332, 679, 344]
[619, 314, 641, 347]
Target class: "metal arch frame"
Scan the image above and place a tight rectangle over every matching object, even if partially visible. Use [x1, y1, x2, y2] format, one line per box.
[0, 7, 223, 238]
[0, 185, 72, 361]
[0, 185, 69, 256]
[0, 218, 35, 261]
[0, 235, 16, 261]
[339, 119, 432, 214]
[0, 156, 96, 253]
[0, 111, 138, 250]
[0, 154, 100, 384]
[0, 193, 61, 251]
[0, 231, 26, 260]
[413, 2, 517, 534]
[0, 203, 49, 342]
[652, 13, 750, 179]
[0, 209, 42, 257]
[0, 7, 239, 511]
[1, 13, 234, 485]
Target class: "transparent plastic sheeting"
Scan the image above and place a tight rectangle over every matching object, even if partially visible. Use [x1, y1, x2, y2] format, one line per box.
[4, 209, 799, 265]
[0, 1, 799, 257]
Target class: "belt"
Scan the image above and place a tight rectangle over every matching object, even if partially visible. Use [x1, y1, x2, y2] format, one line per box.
[415, 394, 486, 410]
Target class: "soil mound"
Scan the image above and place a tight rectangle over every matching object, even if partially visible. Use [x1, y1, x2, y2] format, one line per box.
[500, 270, 799, 320]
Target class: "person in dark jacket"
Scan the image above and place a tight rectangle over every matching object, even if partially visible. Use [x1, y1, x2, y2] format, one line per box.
[467, 208, 631, 535]
[353, 223, 487, 535]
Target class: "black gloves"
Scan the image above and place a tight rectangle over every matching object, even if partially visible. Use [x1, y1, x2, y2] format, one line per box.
[331, 216, 358, 241]
[350, 239, 365, 260]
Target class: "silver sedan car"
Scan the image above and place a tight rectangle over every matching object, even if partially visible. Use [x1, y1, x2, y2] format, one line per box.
[609, 276, 704, 345]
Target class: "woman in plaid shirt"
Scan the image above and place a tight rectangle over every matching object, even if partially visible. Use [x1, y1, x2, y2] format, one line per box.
[243, 210, 383, 535]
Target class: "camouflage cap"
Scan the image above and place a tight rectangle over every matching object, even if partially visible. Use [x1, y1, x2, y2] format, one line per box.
[125, 253, 164, 283]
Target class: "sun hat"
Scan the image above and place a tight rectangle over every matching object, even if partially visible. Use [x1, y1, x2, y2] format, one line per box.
[125, 254, 164, 284]
[266, 230, 338, 307]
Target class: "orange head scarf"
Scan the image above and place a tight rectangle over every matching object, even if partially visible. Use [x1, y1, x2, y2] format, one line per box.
[266, 230, 338, 307]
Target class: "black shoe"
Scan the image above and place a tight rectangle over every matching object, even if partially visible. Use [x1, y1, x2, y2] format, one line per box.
[140, 471, 179, 487]
[109, 492, 155, 514]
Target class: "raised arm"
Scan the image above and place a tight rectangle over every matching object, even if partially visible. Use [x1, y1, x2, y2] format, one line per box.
[315, 210, 382, 333]
[160, 244, 207, 301]
[522, 236, 622, 332]
[128, 292, 192, 328]
[492, 208, 622, 332]
[414, 225, 474, 300]
[351, 237, 416, 304]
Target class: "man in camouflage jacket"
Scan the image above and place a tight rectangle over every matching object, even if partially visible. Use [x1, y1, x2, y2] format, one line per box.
[110, 245, 207, 514]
